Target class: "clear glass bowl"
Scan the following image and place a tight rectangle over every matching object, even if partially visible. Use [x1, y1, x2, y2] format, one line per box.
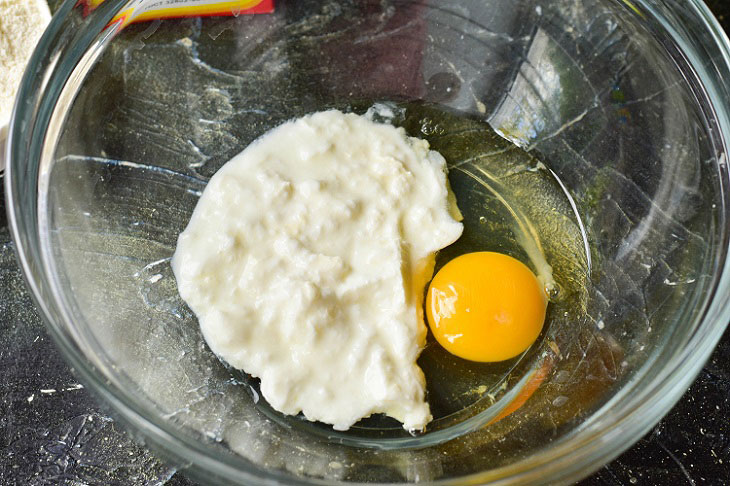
[6, 0, 730, 484]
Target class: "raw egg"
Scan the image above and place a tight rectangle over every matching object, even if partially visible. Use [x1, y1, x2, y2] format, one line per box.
[426, 252, 547, 362]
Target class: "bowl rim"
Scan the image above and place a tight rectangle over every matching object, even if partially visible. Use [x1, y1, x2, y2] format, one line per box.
[5, 0, 730, 484]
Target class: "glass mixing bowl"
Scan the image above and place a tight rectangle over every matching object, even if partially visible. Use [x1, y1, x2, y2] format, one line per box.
[6, 0, 730, 484]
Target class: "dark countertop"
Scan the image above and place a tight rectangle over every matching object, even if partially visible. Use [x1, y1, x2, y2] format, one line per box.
[2, 2, 730, 485]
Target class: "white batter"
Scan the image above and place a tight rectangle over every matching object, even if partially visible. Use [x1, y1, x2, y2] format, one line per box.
[172, 110, 463, 431]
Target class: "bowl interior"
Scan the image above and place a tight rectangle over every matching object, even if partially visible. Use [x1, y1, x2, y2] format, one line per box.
[15, 0, 729, 483]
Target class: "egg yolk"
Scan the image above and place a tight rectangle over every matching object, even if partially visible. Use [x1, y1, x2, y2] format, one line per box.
[426, 252, 547, 362]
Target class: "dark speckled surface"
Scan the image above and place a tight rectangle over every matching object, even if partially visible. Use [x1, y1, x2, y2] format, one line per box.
[1, 1, 730, 485]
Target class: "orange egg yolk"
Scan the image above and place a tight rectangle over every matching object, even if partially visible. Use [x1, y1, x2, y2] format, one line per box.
[426, 252, 547, 362]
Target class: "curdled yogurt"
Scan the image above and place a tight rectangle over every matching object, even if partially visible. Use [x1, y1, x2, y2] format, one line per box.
[172, 110, 463, 431]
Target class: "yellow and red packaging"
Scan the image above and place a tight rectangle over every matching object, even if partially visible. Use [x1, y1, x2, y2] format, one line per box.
[82, 0, 274, 28]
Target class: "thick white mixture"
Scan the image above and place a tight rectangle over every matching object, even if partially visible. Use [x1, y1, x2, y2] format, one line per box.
[172, 110, 463, 431]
